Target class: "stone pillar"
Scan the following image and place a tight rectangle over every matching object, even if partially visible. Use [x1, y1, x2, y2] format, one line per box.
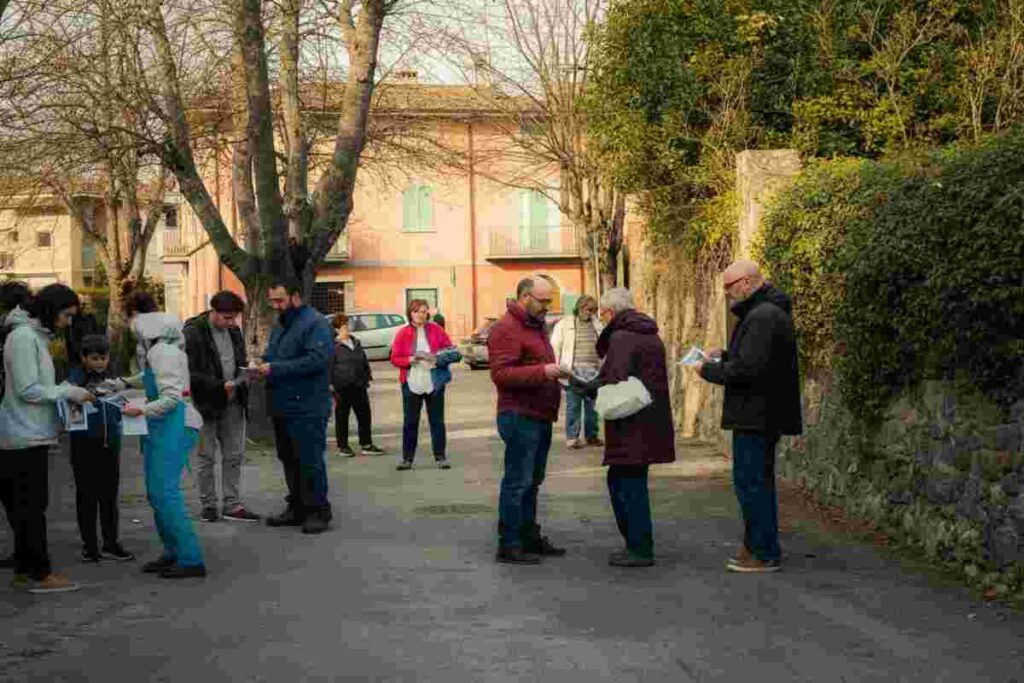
[714, 150, 802, 454]
[735, 150, 802, 259]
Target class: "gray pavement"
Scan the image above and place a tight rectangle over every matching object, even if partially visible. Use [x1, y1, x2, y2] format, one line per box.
[1, 363, 1023, 682]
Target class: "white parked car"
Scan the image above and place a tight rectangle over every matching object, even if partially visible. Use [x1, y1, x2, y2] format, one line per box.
[339, 312, 408, 361]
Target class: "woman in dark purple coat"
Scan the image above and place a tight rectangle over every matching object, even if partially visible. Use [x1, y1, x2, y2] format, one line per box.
[583, 288, 675, 567]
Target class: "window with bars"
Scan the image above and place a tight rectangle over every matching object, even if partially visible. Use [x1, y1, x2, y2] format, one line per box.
[36, 231, 52, 248]
[0, 252, 14, 270]
[311, 281, 346, 315]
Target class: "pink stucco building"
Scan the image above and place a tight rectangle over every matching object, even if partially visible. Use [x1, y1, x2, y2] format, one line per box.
[163, 79, 588, 341]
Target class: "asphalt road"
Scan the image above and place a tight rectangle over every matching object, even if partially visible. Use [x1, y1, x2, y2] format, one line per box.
[1, 363, 1023, 682]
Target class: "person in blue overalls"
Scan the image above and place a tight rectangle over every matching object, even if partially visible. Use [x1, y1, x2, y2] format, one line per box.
[118, 291, 206, 579]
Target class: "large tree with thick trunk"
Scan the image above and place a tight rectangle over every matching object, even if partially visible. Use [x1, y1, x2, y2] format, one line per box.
[147, 0, 399, 342]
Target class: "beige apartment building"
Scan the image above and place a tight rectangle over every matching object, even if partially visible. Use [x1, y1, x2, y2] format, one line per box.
[0, 187, 173, 293]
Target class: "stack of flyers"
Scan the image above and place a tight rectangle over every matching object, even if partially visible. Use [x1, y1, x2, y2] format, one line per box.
[679, 346, 719, 366]
[57, 397, 89, 432]
[100, 393, 130, 410]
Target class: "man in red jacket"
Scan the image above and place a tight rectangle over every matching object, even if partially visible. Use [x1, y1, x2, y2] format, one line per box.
[488, 277, 569, 564]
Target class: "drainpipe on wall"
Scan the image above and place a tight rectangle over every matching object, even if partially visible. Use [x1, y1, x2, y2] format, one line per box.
[468, 120, 479, 331]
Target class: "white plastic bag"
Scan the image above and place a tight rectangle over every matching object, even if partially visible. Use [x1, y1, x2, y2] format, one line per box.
[595, 376, 653, 420]
[408, 363, 434, 395]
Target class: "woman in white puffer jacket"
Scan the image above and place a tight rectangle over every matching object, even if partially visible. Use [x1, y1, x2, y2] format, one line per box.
[116, 291, 206, 579]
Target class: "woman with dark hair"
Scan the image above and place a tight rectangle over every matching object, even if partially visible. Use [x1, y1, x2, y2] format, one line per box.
[0, 279, 31, 568]
[0, 283, 94, 593]
[389, 298, 461, 470]
[111, 289, 207, 578]
[330, 314, 384, 457]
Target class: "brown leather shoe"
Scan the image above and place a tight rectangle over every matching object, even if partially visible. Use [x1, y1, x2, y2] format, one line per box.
[726, 556, 781, 573]
[726, 545, 753, 567]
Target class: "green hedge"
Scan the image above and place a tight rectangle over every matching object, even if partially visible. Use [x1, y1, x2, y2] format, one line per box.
[757, 129, 1024, 423]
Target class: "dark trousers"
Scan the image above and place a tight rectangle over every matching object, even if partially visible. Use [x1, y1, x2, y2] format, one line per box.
[273, 416, 330, 517]
[334, 386, 373, 448]
[69, 439, 121, 552]
[0, 447, 52, 579]
[732, 432, 781, 562]
[400, 384, 446, 462]
[496, 412, 553, 548]
[607, 465, 653, 558]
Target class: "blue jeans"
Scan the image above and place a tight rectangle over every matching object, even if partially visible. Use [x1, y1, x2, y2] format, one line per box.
[401, 384, 447, 462]
[497, 412, 552, 548]
[565, 388, 598, 441]
[607, 465, 653, 558]
[732, 432, 781, 562]
[273, 416, 330, 515]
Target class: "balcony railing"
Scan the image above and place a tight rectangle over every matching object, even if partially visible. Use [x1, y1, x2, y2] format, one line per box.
[323, 232, 350, 261]
[486, 224, 581, 260]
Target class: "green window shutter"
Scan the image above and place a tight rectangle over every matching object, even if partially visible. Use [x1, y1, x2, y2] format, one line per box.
[419, 185, 434, 231]
[517, 190, 531, 247]
[402, 186, 418, 231]
[529, 191, 550, 251]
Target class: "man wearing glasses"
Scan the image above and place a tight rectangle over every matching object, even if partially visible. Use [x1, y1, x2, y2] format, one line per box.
[488, 276, 570, 564]
[693, 259, 802, 573]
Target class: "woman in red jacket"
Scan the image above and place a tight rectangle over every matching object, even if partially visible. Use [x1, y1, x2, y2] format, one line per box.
[389, 299, 461, 470]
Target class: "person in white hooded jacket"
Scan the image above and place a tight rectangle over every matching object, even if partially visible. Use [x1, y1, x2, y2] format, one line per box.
[0, 284, 93, 594]
[113, 291, 206, 579]
[549, 295, 604, 448]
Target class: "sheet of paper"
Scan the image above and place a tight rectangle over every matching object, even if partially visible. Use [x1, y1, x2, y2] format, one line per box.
[121, 414, 149, 437]
[679, 346, 720, 366]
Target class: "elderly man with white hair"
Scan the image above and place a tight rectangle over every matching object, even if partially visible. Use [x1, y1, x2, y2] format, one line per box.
[574, 287, 675, 567]
[694, 260, 802, 573]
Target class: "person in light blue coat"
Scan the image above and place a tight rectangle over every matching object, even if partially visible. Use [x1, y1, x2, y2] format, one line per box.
[0, 284, 93, 593]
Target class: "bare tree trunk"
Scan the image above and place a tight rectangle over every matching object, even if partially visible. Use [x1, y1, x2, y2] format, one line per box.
[280, 0, 309, 240]
[235, 0, 288, 275]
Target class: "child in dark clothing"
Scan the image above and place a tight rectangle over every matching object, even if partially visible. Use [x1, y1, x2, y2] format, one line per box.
[67, 335, 134, 563]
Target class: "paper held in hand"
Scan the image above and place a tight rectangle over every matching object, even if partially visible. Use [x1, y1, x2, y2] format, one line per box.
[121, 414, 149, 437]
[559, 365, 599, 387]
[679, 346, 719, 366]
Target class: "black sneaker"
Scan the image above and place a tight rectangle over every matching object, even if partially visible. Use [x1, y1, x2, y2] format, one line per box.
[159, 564, 207, 579]
[101, 545, 135, 562]
[609, 551, 654, 567]
[301, 514, 329, 535]
[360, 444, 385, 456]
[266, 508, 304, 527]
[436, 458, 452, 470]
[142, 556, 176, 574]
[80, 548, 102, 563]
[222, 507, 261, 523]
[522, 535, 566, 557]
[495, 547, 541, 565]
[337, 445, 356, 457]
[396, 460, 413, 471]
[200, 507, 219, 523]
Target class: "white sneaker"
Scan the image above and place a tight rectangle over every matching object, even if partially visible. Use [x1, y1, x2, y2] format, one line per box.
[566, 438, 583, 449]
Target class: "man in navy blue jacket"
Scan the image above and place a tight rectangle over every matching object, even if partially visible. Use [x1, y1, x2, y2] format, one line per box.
[249, 278, 335, 534]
